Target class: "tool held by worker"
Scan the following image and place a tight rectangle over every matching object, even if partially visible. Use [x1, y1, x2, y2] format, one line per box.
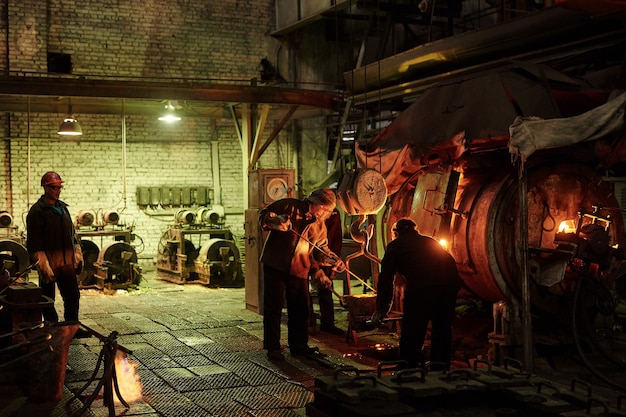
[287, 227, 376, 293]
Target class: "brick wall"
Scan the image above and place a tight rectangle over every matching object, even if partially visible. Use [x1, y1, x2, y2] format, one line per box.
[0, 0, 336, 269]
[8, 0, 275, 80]
[6, 108, 296, 261]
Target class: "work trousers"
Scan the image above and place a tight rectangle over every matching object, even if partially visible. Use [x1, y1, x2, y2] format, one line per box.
[263, 265, 310, 353]
[400, 285, 459, 369]
[309, 285, 335, 328]
[40, 264, 80, 322]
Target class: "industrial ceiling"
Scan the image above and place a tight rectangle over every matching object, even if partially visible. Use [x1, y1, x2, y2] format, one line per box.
[0, 1, 623, 125]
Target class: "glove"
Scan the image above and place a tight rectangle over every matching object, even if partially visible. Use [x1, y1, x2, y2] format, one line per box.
[325, 253, 345, 273]
[313, 269, 332, 289]
[370, 310, 386, 326]
[74, 244, 84, 274]
[332, 258, 346, 273]
[265, 213, 292, 232]
[33, 251, 54, 284]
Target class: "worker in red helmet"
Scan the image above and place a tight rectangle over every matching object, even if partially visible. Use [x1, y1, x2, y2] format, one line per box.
[258, 188, 345, 361]
[26, 171, 86, 334]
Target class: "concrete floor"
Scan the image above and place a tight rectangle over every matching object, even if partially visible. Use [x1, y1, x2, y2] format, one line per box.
[3, 264, 626, 416]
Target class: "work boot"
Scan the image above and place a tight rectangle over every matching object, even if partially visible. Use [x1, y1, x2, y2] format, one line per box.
[290, 346, 320, 356]
[73, 328, 92, 339]
[267, 350, 285, 361]
[320, 324, 344, 335]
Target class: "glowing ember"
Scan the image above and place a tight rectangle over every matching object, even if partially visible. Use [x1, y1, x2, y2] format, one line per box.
[114, 352, 143, 403]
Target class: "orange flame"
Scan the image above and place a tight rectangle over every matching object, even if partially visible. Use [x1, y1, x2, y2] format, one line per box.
[114, 352, 143, 404]
[558, 220, 577, 234]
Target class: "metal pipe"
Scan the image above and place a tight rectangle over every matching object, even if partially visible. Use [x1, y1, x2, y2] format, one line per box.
[121, 99, 127, 209]
[345, 6, 610, 94]
[518, 165, 533, 372]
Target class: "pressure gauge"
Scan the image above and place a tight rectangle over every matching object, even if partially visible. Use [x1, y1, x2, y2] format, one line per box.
[265, 177, 289, 202]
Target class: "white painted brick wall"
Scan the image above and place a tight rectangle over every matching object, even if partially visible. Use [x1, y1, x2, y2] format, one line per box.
[0, 0, 321, 269]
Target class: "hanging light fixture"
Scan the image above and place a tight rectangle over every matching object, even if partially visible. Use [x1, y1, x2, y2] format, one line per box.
[57, 100, 83, 136]
[158, 100, 181, 122]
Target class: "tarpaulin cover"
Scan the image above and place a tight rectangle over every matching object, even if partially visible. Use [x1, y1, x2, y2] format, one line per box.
[509, 91, 626, 165]
[355, 66, 571, 195]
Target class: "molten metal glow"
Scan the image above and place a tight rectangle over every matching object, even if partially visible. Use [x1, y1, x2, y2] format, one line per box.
[114, 353, 143, 404]
[558, 220, 577, 234]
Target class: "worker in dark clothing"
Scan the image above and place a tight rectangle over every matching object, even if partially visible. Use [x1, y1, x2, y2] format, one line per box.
[371, 218, 461, 370]
[259, 188, 345, 361]
[309, 207, 344, 335]
[26, 171, 84, 325]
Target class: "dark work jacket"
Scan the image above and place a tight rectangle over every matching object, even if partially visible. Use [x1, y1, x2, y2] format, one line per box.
[322, 209, 342, 277]
[376, 230, 462, 313]
[26, 196, 78, 269]
[259, 198, 334, 279]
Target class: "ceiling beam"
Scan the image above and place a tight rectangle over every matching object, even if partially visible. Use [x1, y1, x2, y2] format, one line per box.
[0, 76, 340, 118]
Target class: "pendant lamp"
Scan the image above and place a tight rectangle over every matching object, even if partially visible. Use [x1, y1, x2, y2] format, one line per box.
[57, 102, 83, 136]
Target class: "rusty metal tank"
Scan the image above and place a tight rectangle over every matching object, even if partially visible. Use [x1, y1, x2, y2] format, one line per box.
[386, 153, 626, 315]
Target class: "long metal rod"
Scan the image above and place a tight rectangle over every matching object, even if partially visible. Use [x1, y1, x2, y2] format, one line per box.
[289, 229, 376, 292]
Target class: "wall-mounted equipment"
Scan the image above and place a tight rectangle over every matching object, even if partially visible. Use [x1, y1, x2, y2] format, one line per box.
[75, 210, 96, 227]
[175, 209, 196, 225]
[196, 205, 225, 225]
[0, 211, 13, 228]
[249, 169, 295, 209]
[137, 187, 150, 206]
[102, 210, 119, 225]
[136, 185, 212, 208]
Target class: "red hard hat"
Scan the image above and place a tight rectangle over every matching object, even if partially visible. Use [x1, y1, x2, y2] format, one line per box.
[41, 171, 64, 187]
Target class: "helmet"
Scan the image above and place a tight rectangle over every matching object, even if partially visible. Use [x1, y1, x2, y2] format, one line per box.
[41, 171, 64, 187]
[394, 218, 417, 234]
[308, 188, 336, 209]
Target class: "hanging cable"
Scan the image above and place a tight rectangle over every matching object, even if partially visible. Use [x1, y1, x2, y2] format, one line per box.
[26, 96, 31, 208]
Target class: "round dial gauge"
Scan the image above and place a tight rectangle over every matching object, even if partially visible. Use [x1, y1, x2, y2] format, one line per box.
[266, 178, 289, 201]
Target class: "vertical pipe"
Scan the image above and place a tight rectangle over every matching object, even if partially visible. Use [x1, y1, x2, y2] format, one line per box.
[518, 166, 533, 371]
[211, 141, 221, 205]
[27, 97, 30, 207]
[4, 0, 9, 76]
[241, 104, 250, 209]
[121, 100, 127, 209]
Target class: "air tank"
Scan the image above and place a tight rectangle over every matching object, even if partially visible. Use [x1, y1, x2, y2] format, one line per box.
[387, 155, 625, 315]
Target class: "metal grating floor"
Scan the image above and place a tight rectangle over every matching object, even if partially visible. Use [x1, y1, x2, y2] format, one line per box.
[4, 259, 451, 417]
[24, 267, 373, 417]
